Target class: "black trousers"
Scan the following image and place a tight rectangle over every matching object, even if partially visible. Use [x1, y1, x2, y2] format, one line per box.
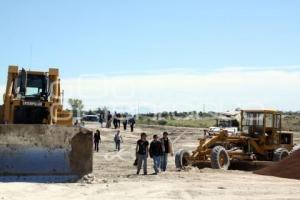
[94, 141, 99, 152]
[130, 125, 134, 132]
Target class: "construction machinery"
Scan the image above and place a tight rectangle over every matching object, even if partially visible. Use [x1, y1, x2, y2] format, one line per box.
[175, 110, 294, 170]
[0, 66, 93, 178]
[208, 115, 240, 135]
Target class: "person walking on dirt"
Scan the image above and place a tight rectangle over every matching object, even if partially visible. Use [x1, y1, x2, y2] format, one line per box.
[149, 134, 163, 174]
[94, 130, 101, 152]
[136, 132, 149, 175]
[160, 132, 173, 172]
[106, 111, 112, 128]
[99, 114, 104, 128]
[122, 116, 128, 131]
[113, 112, 119, 129]
[117, 113, 121, 128]
[129, 116, 136, 132]
[114, 130, 123, 151]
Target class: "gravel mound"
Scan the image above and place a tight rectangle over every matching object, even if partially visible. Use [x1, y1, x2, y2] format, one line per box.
[255, 149, 300, 180]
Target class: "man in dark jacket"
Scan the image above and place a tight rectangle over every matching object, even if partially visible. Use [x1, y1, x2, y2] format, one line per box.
[99, 114, 104, 128]
[94, 130, 101, 152]
[129, 116, 136, 132]
[149, 134, 163, 174]
[106, 112, 112, 128]
[113, 112, 118, 129]
[160, 132, 173, 172]
[123, 118, 128, 130]
[116, 113, 121, 128]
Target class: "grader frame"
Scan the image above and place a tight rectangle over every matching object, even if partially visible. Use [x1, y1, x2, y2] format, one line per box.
[176, 110, 294, 169]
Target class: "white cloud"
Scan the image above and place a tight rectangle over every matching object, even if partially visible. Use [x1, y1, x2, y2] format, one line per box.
[1, 69, 300, 113]
[61, 69, 300, 112]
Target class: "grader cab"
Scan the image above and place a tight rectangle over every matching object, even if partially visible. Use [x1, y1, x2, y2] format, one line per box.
[175, 110, 294, 170]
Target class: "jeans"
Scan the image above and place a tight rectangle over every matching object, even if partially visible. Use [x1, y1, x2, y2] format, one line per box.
[160, 153, 168, 171]
[153, 156, 161, 173]
[115, 140, 121, 151]
[137, 154, 147, 175]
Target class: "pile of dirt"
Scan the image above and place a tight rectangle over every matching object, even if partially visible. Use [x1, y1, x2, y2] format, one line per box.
[255, 150, 300, 180]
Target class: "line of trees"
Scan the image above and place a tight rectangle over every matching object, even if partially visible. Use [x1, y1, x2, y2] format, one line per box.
[67, 98, 218, 119]
[140, 111, 214, 119]
[67, 98, 130, 118]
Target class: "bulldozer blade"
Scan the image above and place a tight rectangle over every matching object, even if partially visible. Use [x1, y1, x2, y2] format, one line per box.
[0, 125, 93, 177]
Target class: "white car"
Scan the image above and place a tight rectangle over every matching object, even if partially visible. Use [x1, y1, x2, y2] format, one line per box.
[208, 126, 239, 135]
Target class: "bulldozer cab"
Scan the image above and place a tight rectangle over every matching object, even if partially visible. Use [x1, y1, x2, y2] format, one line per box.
[16, 69, 49, 101]
[2, 66, 72, 125]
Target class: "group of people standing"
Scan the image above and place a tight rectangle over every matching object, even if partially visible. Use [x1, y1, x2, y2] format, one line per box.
[93, 127, 174, 175]
[135, 132, 173, 175]
[105, 112, 136, 132]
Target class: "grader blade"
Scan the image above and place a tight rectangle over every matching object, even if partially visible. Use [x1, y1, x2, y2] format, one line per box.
[0, 125, 93, 177]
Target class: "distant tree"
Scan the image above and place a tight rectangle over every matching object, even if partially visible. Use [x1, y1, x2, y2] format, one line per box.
[95, 107, 107, 115]
[182, 112, 188, 118]
[86, 110, 96, 115]
[198, 112, 203, 118]
[68, 98, 84, 117]
[192, 111, 197, 118]
[171, 112, 176, 120]
[161, 111, 169, 118]
[174, 111, 178, 117]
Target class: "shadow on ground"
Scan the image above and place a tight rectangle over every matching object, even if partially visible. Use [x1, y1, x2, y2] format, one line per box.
[192, 161, 274, 171]
[0, 175, 80, 183]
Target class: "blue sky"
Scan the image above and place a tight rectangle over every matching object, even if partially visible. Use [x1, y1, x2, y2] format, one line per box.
[0, 0, 300, 111]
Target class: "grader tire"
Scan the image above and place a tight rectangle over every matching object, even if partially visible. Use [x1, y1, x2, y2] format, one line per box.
[273, 148, 289, 161]
[175, 149, 190, 169]
[211, 146, 230, 170]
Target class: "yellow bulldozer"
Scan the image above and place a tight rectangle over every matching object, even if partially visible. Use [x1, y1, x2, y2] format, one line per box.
[175, 110, 294, 170]
[0, 66, 93, 179]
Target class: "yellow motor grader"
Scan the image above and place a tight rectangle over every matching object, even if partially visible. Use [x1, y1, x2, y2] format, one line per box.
[0, 66, 93, 178]
[175, 110, 294, 170]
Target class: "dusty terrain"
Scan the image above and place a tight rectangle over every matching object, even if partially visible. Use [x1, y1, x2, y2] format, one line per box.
[1, 124, 300, 200]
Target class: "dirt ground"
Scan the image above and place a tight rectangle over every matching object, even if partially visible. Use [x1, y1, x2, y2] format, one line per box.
[1, 123, 300, 200]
